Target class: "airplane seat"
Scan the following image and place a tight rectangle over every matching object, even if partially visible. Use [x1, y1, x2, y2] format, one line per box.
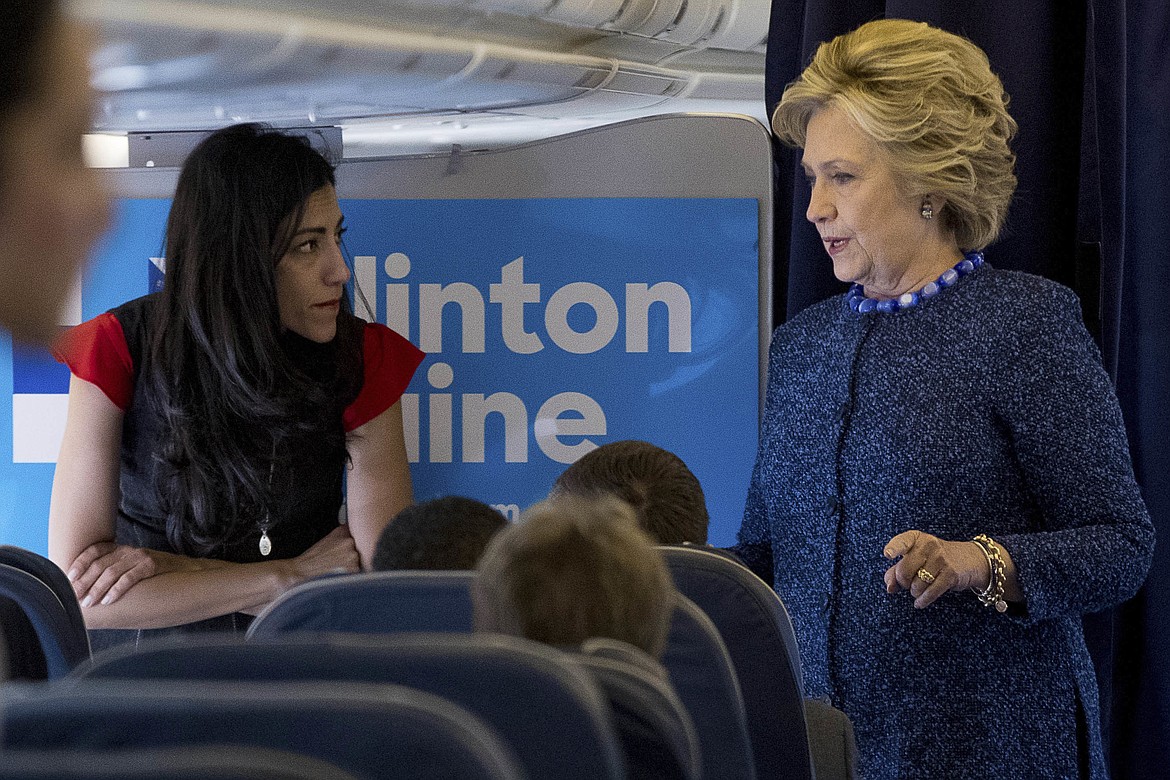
[246, 570, 475, 637]
[662, 595, 757, 780]
[661, 545, 816, 780]
[244, 567, 757, 778]
[1, 678, 525, 780]
[0, 598, 45, 680]
[0, 745, 361, 780]
[577, 637, 703, 780]
[0, 546, 87, 644]
[0, 564, 89, 679]
[77, 632, 626, 780]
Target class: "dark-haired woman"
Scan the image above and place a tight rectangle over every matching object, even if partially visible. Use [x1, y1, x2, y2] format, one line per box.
[0, 0, 110, 345]
[48, 124, 423, 639]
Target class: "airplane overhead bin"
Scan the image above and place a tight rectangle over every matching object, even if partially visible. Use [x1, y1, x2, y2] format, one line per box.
[430, 0, 770, 49]
[75, 0, 769, 157]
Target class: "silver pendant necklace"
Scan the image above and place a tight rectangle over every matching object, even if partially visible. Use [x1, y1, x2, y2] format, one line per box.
[258, 443, 276, 556]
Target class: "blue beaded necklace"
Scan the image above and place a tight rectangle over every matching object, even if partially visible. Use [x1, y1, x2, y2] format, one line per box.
[847, 251, 985, 314]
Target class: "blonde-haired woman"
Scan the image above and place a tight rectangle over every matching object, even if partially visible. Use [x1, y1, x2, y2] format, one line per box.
[734, 18, 1153, 779]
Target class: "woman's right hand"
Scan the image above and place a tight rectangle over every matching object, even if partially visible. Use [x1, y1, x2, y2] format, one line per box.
[285, 525, 361, 584]
[67, 542, 215, 608]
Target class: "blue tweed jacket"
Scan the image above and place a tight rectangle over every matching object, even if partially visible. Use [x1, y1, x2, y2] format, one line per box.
[735, 266, 1154, 780]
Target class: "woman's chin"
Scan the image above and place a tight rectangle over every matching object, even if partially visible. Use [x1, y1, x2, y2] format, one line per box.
[307, 329, 337, 344]
[284, 324, 338, 344]
[829, 253, 875, 287]
[830, 262, 861, 286]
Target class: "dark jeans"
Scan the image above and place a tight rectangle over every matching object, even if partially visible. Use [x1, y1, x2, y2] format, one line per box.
[87, 612, 255, 653]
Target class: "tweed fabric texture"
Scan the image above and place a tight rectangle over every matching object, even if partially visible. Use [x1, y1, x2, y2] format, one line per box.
[735, 266, 1154, 780]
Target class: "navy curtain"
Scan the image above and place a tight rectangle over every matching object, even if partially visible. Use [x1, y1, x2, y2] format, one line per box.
[764, 1, 1170, 775]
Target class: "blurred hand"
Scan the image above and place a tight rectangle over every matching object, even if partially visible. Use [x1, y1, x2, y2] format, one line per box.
[882, 530, 990, 609]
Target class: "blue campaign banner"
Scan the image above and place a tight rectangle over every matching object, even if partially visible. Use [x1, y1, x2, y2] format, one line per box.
[1, 196, 760, 553]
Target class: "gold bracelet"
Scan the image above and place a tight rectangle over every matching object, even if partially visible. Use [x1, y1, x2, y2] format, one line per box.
[971, 534, 1008, 613]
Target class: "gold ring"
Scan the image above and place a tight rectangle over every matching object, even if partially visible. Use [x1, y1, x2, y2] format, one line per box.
[917, 568, 936, 584]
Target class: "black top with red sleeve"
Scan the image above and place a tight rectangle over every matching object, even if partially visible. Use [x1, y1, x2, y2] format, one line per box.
[56, 293, 424, 564]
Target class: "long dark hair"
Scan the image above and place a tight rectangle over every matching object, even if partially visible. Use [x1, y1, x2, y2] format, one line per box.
[147, 123, 361, 554]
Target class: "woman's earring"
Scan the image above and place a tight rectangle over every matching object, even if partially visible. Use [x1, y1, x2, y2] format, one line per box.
[920, 200, 934, 220]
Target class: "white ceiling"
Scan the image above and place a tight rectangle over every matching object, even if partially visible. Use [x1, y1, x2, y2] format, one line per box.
[75, 0, 770, 160]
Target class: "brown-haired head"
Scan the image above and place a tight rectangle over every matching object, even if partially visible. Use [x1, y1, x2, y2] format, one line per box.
[553, 440, 709, 545]
[473, 495, 676, 658]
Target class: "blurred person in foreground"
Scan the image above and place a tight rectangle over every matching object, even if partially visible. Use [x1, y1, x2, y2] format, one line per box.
[0, 0, 110, 675]
[0, 0, 109, 344]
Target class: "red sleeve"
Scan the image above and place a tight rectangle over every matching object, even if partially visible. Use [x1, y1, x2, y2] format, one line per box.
[51, 312, 134, 410]
[343, 323, 425, 432]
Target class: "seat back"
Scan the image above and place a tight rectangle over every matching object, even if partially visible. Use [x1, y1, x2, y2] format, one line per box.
[247, 571, 475, 637]
[0, 546, 87, 646]
[246, 569, 754, 778]
[663, 595, 757, 780]
[0, 564, 90, 677]
[662, 546, 812, 780]
[803, 698, 860, 780]
[0, 746, 360, 779]
[576, 640, 702, 780]
[0, 596, 47, 680]
[79, 633, 625, 780]
[1, 679, 524, 780]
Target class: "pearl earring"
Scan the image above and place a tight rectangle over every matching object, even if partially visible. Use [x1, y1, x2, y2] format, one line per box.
[921, 201, 934, 220]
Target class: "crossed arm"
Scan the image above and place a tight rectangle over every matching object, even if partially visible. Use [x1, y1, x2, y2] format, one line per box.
[47, 375, 412, 630]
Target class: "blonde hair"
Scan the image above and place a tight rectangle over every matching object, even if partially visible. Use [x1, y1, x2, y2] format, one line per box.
[472, 495, 676, 658]
[772, 18, 1018, 250]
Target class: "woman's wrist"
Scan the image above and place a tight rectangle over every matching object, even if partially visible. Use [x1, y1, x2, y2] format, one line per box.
[970, 534, 1008, 612]
[968, 541, 992, 591]
[269, 558, 306, 592]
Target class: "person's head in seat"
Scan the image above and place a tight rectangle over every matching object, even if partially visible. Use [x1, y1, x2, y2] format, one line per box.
[373, 496, 508, 571]
[552, 440, 709, 546]
[472, 495, 675, 658]
[474, 496, 692, 780]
